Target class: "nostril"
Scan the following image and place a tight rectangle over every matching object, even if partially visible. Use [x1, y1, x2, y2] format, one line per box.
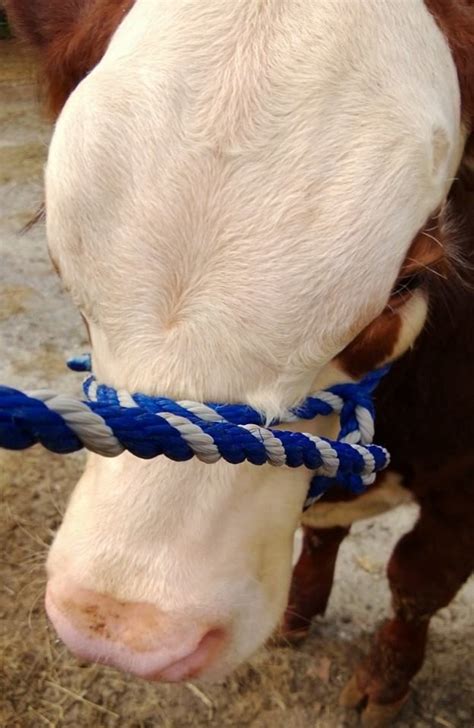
[157, 627, 227, 682]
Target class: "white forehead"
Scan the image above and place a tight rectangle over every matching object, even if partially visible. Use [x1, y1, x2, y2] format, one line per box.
[45, 0, 462, 402]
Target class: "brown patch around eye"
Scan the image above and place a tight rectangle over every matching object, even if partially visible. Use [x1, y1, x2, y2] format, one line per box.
[398, 215, 446, 278]
[336, 309, 402, 380]
[387, 214, 448, 310]
[337, 214, 446, 379]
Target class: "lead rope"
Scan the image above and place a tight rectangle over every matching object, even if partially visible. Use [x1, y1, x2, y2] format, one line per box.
[0, 356, 390, 508]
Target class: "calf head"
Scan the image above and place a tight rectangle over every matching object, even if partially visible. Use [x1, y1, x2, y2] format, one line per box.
[8, 0, 473, 680]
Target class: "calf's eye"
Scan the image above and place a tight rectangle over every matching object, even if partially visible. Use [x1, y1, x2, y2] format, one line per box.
[390, 270, 425, 299]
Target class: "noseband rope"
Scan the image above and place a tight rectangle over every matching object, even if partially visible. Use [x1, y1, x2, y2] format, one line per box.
[0, 356, 390, 508]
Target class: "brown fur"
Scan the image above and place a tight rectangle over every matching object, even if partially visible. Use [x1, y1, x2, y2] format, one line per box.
[5, 1, 474, 721]
[337, 211, 459, 379]
[376, 166, 474, 480]
[287, 163, 474, 720]
[337, 309, 402, 380]
[282, 524, 349, 639]
[424, 0, 474, 129]
[4, 0, 134, 116]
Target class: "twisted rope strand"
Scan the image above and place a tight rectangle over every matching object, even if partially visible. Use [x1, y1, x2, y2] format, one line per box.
[0, 364, 390, 508]
[0, 384, 388, 474]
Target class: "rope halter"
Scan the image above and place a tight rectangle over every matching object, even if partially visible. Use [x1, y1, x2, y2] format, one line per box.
[0, 356, 390, 508]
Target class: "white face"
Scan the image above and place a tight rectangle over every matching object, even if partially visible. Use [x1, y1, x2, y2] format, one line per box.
[44, 0, 464, 680]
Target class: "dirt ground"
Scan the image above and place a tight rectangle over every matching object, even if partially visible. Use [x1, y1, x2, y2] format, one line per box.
[0, 40, 473, 728]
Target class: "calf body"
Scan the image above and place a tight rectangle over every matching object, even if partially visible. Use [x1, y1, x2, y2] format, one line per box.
[5, 0, 473, 723]
[286, 176, 474, 720]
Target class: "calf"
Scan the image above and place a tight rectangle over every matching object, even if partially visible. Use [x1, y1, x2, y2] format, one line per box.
[5, 0, 473, 724]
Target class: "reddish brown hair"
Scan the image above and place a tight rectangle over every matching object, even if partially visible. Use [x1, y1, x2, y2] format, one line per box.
[425, 0, 474, 131]
[4, 0, 134, 116]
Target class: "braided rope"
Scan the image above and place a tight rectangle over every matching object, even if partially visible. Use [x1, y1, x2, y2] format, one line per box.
[0, 357, 390, 506]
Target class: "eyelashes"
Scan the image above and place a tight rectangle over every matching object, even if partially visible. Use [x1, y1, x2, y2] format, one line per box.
[390, 270, 426, 299]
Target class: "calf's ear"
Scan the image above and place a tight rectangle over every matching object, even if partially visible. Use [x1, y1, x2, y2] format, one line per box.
[4, 0, 134, 116]
[3, 0, 76, 48]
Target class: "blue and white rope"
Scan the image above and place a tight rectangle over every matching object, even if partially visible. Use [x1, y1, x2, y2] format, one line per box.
[0, 357, 390, 507]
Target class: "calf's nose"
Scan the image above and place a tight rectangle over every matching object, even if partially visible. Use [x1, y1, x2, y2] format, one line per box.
[45, 580, 226, 681]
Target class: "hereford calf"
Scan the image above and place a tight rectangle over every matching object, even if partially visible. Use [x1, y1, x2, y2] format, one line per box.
[5, 1, 473, 725]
